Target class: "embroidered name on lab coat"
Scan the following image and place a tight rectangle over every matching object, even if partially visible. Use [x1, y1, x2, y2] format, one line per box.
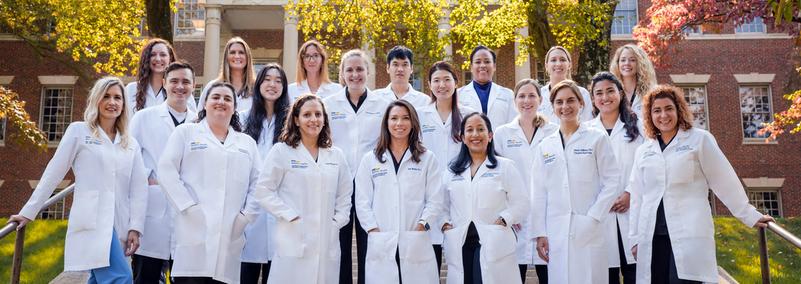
[421, 125, 436, 133]
[480, 172, 500, 178]
[573, 148, 593, 155]
[237, 148, 249, 155]
[365, 111, 382, 116]
[543, 152, 556, 165]
[290, 159, 309, 169]
[643, 151, 658, 159]
[406, 167, 422, 172]
[324, 162, 338, 166]
[84, 136, 102, 145]
[330, 111, 347, 120]
[372, 167, 388, 178]
[451, 175, 466, 181]
[505, 138, 523, 148]
[675, 145, 693, 153]
[190, 141, 208, 151]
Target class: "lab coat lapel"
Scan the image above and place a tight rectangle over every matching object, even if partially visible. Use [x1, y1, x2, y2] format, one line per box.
[158, 103, 176, 131]
[487, 82, 500, 114]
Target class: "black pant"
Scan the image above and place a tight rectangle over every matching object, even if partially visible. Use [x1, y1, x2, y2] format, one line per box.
[462, 223, 483, 284]
[172, 277, 225, 284]
[340, 189, 368, 284]
[131, 254, 170, 284]
[610, 220, 636, 284]
[518, 264, 527, 282]
[535, 264, 548, 284]
[651, 234, 701, 284]
[433, 244, 443, 275]
[241, 261, 271, 284]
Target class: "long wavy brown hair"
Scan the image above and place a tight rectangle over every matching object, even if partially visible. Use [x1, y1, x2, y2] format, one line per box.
[641, 85, 694, 139]
[280, 94, 332, 148]
[135, 38, 176, 111]
[374, 100, 426, 163]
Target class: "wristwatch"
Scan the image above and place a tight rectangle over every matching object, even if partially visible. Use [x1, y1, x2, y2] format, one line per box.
[418, 219, 430, 231]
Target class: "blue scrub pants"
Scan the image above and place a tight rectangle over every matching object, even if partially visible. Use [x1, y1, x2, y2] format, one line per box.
[87, 229, 133, 284]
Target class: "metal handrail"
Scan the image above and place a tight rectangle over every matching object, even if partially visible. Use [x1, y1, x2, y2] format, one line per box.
[759, 220, 801, 284]
[1, 184, 75, 284]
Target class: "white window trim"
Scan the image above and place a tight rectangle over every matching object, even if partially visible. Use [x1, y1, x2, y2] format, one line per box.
[737, 83, 776, 144]
[611, 0, 638, 36]
[0, 78, 11, 147]
[678, 84, 711, 131]
[735, 17, 767, 34]
[745, 188, 783, 217]
[0, 180, 4, 189]
[38, 76, 78, 85]
[670, 73, 711, 85]
[734, 73, 775, 84]
[0, 75, 14, 85]
[39, 85, 75, 147]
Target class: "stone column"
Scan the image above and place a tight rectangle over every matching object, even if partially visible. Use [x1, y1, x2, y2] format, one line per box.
[203, 5, 222, 84]
[362, 42, 376, 90]
[438, 7, 452, 59]
[515, 26, 532, 83]
[283, 11, 299, 84]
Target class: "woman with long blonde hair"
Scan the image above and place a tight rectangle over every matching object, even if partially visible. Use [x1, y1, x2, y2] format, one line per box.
[610, 44, 657, 118]
[9, 77, 148, 283]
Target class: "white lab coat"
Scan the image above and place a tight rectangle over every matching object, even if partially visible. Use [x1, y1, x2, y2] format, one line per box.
[129, 102, 197, 260]
[630, 92, 643, 119]
[288, 80, 344, 101]
[355, 150, 444, 284]
[18, 122, 148, 271]
[418, 103, 475, 245]
[537, 84, 594, 124]
[493, 118, 558, 265]
[441, 157, 529, 284]
[373, 83, 432, 112]
[323, 88, 391, 178]
[255, 143, 353, 284]
[530, 123, 621, 284]
[587, 116, 643, 267]
[457, 81, 517, 129]
[125, 82, 197, 114]
[198, 79, 254, 113]
[628, 128, 763, 283]
[158, 121, 261, 283]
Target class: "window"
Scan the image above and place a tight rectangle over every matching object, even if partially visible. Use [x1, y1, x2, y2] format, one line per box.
[611, 0, 638, 35]
[747, 190, 782, 217]
[739, 85, 772, 140]
[40, 188, 66, 220]
[535, 60, 546, 82]
[253, 58, 280, 75]
[735, 17, 766, 33]
[0, 117, 5, 146]
[175, 0, 205, 37]
[40, 87, 74, 144]
[681, 86, 709, 129]
[683, 25, 702, 35]
[193, 83, 203, 104]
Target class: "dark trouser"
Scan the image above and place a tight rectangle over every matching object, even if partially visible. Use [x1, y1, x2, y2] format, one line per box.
[535, 264, 548, 284]
[651, 234, 701, 284]
[340, 189, 368, 284]
[131, 254, 170, 284]
[241, 261, 271, 284]
[610, 220, 636, 284]
[172, 277, 225, 284]
[433, 244, 443, 275]
[462, 222, 483, 284]
[518, 264, 527, 282]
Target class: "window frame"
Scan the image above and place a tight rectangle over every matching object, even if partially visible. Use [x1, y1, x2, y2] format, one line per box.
[678, 84, 710, 130]
[39, 85, 74, 147]
[737, 84, 774, 143]
[39, 187, 67, 220]
[735, 17, 767, 34]
[174, 0, 206, 39]
[611, 0, 639, 35]
[746, 188, 783, 217]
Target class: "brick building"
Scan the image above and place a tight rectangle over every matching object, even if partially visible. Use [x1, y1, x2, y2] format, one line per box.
[0, 0, 799, 219]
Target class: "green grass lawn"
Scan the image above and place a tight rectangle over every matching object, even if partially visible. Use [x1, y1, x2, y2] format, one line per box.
[0, 218, 68, 284]
[716, 217, 801, 283]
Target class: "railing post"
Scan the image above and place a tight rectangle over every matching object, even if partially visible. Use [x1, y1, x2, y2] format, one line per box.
[758, 226, 770, 284]
[11, 226, 25, 284]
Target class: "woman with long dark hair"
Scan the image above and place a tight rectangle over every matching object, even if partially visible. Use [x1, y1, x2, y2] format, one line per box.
[240, 63, 291, 284]
[126, 38, 197, 113]
[355, 100, 443, 284]
[441, 112, 528, 284]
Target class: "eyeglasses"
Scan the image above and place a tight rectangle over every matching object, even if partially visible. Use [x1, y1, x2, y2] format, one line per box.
[302, 53, 322, 61]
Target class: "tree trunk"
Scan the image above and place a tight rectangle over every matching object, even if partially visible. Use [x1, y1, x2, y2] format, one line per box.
[146, 0, 173, 43]
[574, 0, 617, 87]
[527, 0, 557, 65]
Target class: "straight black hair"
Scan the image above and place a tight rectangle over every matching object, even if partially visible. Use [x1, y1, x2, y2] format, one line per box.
[386, 45, 414, 66]
[449, 112, 498, 175]
[244, 64, 290, 144]
[590, 71, 641, 142]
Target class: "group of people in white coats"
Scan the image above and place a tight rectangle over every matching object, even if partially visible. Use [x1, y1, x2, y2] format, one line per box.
[7, 36, 776, 284]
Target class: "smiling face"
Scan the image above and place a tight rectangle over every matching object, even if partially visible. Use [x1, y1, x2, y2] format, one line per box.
[546, 49, 571, 80]
[205, 86, 236, 121]
[99, 84, 125, 121]
[386, 105, 412, 141]
[260, 68, 284, 103]
[149, 43, 171, 74]
[515, 84, 542, 118]
[165, 68, 193, 108]
[592, 79, 621, 116]
[429, 69, 456, 101]
[227, 43, 248, 71]
[462, 115, 493, 155]
[294, 99, 325, 139]
[343, 56, 368, 91]
[650, 97, 678, 135]
[387, 57, 412, 85]
[617, 48, 638, 79]
[553, 87, 582, 124]
[470, 49, 496, 84]
[302, 45, 323, 76]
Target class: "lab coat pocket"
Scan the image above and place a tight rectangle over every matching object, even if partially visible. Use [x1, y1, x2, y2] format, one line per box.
[68, 190, 99, 232]
[145, 185, 167, 218]
[231, 212, 249, 242]
[477, 186, 505, 209]
[672, 158, 695, 184]
[399, 231, 435, 263]
[572, 214, 603, 248]
[366, 231, 398, 261]
[173, 243, 206, 272]
[175, 205, 206, 245]
[274, 219, 305, 257]
[477, 224, 517, 262]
